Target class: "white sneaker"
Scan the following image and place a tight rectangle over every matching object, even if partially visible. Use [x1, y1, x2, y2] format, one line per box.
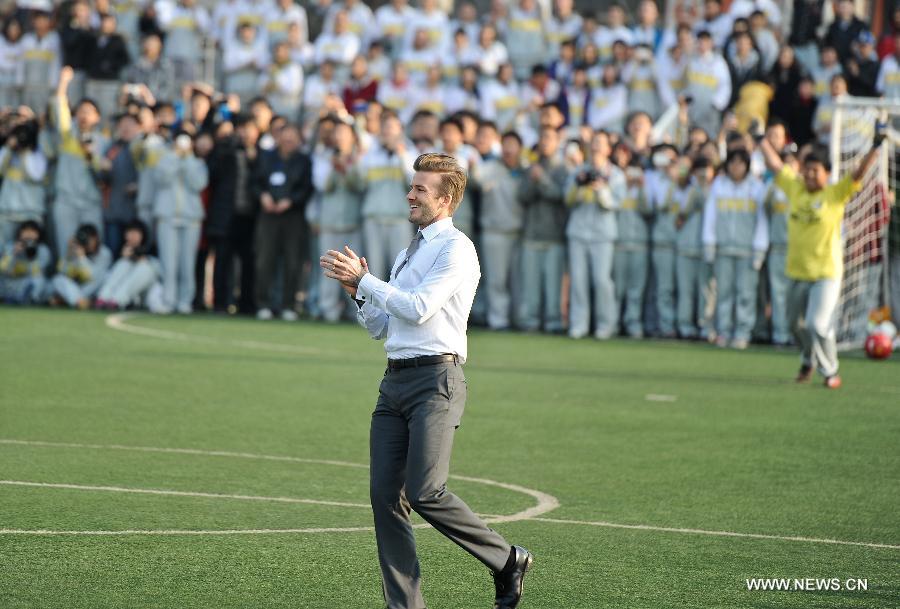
[176, 304, 193, 315]
[281, 310, 298, 322]
[256, 308, 273, 321]
[730, 338, 749, 350]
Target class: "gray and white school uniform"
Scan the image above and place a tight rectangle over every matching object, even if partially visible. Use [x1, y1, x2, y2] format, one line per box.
[49, 95, 109, 254]
[153, 151, 208, 313]
[97, 255, 162, 309]
[133, 133, 167, 234]
[471, 158, 525, 330]
[313, 155, 364, 322]
[0, 242, 51, 304]
[51, 245, 112, 306]
[223, 37, 269, 108]
[621, 60, 662, 120]
[565, 164, 625, 339]
[765, 180, 790, 344]
[685, 51, 731, 138]
[587, 83, 628, 134]
[702, 175, 769, 342]
[159, 3, 210, 86]
[0, 35, 23, 108]
[648, 172, 679, 336]
[613, 182, 651, 338]
[518, 158, 568, 332]
[350, 144, 415, 282]
[675, 182, 713, 339]
[260, 60, 304, 119]
[0, 147, 47, 247]
[17, 31, 61, 112]
[504, 6, 547, 80]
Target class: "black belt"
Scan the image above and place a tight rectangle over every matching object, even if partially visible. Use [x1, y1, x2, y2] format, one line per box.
[387, 354, 459, 371]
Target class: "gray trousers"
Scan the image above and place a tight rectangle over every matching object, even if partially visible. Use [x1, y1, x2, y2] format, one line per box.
[714, 254, 759, 342]
[156, 220, 200, 312]
[768, 249, 790, 344]
[676, 254, 713, 339]
[519, 240, 564, 332]
[318, 228, 362, 322]
[652, 245, 676, 336]
[481, 231, 519, 330]
[787, 276, 841, 377]
[370, 363, 511, 609]
[97, 258, 159, 307]
[53, 200, 103, 256]
[568, 238, 616, 338]
[613, 246, 648, 337]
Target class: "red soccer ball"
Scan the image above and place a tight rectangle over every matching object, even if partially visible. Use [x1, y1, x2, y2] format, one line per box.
[865, 333, 893, 360]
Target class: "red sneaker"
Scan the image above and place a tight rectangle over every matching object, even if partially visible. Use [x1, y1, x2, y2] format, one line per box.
[795, 365, 813, 383]
[824, 375, 842, 389]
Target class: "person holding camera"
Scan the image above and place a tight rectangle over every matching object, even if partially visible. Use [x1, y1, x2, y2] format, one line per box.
[95, 219, 161, 310]
[49, 66, 109, 256]
[152, 130, 208, 314]
[0, 220, 51, 304]
[564, 130, 625, 339]
[0, 115, 47, 248]
[48, 223, 112, 309]
[97, 112, 142, 256]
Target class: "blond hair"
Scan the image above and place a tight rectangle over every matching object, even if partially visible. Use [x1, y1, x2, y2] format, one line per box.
[413, 153, 467, 213]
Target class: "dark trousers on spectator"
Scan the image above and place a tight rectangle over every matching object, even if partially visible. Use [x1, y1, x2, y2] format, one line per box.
[213, 214, 256, 313]
[254, 210, 305, 312]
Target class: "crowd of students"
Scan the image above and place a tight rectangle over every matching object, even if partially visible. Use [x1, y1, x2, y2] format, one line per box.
[0, 0, 898, 343]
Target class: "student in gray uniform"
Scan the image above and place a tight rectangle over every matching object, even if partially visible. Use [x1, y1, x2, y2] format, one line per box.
[153, 132, 209, 314]
[518, 126, 568, 332]
[17, 11, 61, 113]
[675, 156, 715, 340]
[98, 112, 141, 256]
[504, 0, 547, 80]
[469, 130, 525, 331]
[349, 111, 415, 282]
[765, 151, 797, 345]
[95, 220, 161, 310]
[313, 120, 363, 322]
[612, 146, 652, 338]
[48, 67, 108, 256]
[0, 119, 47, 247]
[702, 148, 769, 349]
[564, 131, 625, 339]
[0, 220, 51, 304]
[48, 223, 112, 308]
[648, 145, 681, 338]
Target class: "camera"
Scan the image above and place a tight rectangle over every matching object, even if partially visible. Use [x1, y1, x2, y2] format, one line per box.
[22, 238, 38, 260]
[575, 168, 601, 186]
[75, 226, 92, 248]
[10, 119, 39, 150]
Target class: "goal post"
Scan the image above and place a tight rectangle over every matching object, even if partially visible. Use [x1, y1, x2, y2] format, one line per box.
[830, 96, 898, 350]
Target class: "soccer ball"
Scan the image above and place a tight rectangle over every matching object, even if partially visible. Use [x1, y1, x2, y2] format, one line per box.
[865, 333, 893, 360]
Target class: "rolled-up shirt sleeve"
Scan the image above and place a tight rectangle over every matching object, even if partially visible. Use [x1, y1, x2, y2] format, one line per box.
[355, 239, 477, 326]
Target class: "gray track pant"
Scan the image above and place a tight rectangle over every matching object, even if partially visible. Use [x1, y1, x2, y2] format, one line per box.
[787, 276, 841, 377]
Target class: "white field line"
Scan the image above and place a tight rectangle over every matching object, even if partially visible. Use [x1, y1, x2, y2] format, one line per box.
[645, 394, 677, 402]
[0, 480, 370, 509]
[104, 313, 329, 356]
[530, 517, 900, 551]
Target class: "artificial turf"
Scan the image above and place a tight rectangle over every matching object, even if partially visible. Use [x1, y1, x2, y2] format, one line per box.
[1, 308, 898, 608]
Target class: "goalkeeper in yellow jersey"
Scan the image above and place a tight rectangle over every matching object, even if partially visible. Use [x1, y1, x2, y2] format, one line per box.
[757, 123, 885, 389]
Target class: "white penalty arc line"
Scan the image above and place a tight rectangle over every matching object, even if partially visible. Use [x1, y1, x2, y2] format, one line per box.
[104, 313, 330, 356]
[0, 480, 371, 509]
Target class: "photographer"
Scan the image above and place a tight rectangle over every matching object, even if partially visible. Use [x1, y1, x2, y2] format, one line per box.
[49, 66, 109, 255]
[0, 114, 47, 247]
[0, 220, 51, 304]
[564, 130, 625, 339]
[152, 130, 208, 314]
[95, 219, 161, 310]
[48, 223, 112, 309]
[98, 112, 142, 255]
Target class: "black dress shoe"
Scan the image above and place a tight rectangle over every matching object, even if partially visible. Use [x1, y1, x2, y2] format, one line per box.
[492, 546, 533, 609]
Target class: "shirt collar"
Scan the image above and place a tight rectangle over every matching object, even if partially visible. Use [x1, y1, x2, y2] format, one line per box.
[419, 217, 454, 242]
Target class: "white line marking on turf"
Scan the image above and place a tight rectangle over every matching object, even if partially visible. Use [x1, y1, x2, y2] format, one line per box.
[105, 313, 330, 356]
[0, 438, 560, 527]
[0, 480, 370, 509]
[645, 394, 677, 402]
[530, 518, 900, 551]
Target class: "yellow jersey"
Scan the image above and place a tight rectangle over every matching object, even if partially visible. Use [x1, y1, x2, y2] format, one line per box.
[774, 165, 861, 281]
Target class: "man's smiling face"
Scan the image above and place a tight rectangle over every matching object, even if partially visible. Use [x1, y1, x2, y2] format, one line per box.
[407, 171, 451, 228]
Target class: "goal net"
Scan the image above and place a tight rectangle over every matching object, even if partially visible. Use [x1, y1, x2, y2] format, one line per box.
[830, 96, 897, 350]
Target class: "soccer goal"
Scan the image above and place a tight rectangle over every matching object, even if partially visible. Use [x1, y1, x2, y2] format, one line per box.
[830, 96, 898, 350]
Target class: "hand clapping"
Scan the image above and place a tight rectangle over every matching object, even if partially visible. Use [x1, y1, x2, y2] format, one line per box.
[320, 246, 368, 290]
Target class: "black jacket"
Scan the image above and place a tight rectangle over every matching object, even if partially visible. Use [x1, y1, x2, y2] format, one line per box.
[206, 135, 260, 237]
[824, 17, 869, 62]
[253, 148, 314, 214]
[87, 33, 130, 80]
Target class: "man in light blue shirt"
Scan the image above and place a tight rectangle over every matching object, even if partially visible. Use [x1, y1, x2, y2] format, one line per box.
[320, 153, 533, 609]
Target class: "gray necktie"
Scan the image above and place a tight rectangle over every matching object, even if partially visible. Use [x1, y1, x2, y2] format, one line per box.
[394, 231, 423, 277]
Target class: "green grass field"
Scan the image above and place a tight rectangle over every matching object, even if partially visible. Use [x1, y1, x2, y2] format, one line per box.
[1, 307, 898, 609]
